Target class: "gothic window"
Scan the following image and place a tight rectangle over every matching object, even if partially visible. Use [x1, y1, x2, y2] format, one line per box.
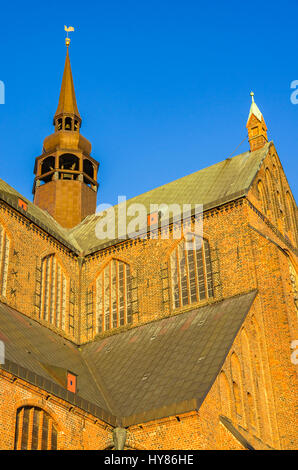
[286, 191, 298, 243]
[219, 371, 232, 418]
[257, 180, 268, 213]
[96, 259, 133, 332]
[231, 353, 244, 419]
[14, 407, 58, 450]
[39, 255, 67, 330]
[241, 330, 257, 430]
[265, 168, 278, 221]
[0, 223, 10, 297]
[170, 234, 213, 309]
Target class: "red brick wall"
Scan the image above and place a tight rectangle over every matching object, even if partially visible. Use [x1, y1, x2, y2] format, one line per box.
[0, 370, 111, 450]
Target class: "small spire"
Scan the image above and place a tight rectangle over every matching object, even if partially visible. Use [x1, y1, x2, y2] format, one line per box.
[247, 91, 263, 124]
[54, 28, 81, 121]
[246, 92, 268, 152]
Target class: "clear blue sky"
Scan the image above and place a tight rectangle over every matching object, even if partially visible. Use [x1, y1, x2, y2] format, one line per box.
[0, 0, 297, 206]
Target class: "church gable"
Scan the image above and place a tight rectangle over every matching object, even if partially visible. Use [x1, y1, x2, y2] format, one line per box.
[247, 143, 298, 248]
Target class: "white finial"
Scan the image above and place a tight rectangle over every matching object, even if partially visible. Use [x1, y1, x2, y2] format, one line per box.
[250, 91, 255, 103]
[64, 25, 75, 47]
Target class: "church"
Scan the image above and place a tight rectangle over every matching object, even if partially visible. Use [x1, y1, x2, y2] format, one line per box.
[0, 36, 297, 450]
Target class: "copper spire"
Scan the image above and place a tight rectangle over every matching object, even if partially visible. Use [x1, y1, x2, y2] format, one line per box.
[54, 46, 81, 121]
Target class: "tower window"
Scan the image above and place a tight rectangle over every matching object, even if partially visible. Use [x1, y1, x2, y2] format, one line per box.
[39, 255, 67, 330]
[96, 259, 133, 332]
[40, 156, 55, 184]
[170, 234, 213, 309]
[14, 406, 58, 450]
[57, 118, 62, 131]
[83, 159, 94, 180]
[74, 120, 79, 131]
[59, 153, 79, 180]
[0, 223, 10, 297]
[65, 117, 72, 131]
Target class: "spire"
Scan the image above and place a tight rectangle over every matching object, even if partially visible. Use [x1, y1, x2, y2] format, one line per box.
[247, 91, 263, 124]
[246, 92, 268, 152]
[33, 29, 99, 229]
[54, 41, 81, 121]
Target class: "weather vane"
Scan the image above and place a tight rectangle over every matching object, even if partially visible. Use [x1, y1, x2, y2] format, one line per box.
[64, 25, 75, 47]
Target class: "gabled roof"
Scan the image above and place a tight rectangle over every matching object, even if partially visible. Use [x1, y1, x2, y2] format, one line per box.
[0, 143, 271, 256]
[0, 290, 257, 426]
[70, 143, 271, 254]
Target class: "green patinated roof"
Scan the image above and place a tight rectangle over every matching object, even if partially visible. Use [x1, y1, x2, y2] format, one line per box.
[0, 143, 271, 255]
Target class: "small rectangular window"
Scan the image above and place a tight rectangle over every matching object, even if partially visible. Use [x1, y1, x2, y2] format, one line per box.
[67, 372, 77, 393]
[147, 212, 159, 226]
[18, 199, 28, 211]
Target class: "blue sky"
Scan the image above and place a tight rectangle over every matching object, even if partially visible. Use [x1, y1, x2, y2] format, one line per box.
[0, 0, 297, 205]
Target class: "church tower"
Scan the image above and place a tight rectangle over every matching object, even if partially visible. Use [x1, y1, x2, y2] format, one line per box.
[33, 37, 99, 228]
[246, 92, 268, 152]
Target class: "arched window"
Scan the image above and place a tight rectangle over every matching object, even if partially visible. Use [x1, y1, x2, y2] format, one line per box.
[286, 191, 298, 244]
[265, 168, 278, 221]
[64, 117, 72, 131]
[170, 234, 213, 309]
[41, 156, 55, 176]
[219, 371, 232, 418]
[276, 191, 284, 217]
[14, 406, 58, 450]
[96, 259, 132, 332]
[83, 159, 94, 179]
[231, 353, 244, 419]
[39, 255, 67, 330]
[0, 223, 10, 297]
[241, 330, 257, 430]
[59, 153, 79, 180]
[247, 392, 256, 428]
[257, 180, 267, 213]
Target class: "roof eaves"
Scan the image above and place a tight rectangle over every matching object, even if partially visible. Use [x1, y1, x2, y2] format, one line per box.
[1, 360, 117, 426]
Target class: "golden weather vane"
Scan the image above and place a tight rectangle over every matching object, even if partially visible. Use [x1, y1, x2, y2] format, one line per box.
[64, 25, 75, 47]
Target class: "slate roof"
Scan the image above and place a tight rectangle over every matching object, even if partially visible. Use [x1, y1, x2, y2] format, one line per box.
[0, 143, 271, 256]
[0, 290, 257, 426]
[70, 144, 270, 254]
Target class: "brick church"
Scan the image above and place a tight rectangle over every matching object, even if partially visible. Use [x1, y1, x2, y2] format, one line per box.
[0, 39, 297, 450]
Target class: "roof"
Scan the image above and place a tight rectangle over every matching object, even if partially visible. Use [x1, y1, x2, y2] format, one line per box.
[69, 143, 270, 254]
[54, 48, 81, 119]
[247, 94, 263, 124]
[0, 300, 115, 424]
[0, 143, 271, 256]
[0, 290, 257, 426]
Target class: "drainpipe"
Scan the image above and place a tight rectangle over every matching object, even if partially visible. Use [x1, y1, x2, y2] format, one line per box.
[113, 427, 127, 450]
